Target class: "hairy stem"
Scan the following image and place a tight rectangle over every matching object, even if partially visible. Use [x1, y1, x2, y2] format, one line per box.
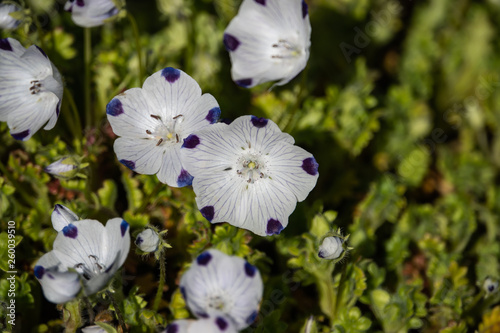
[153, 250, 167, 312]
[106, 290, 127, 332]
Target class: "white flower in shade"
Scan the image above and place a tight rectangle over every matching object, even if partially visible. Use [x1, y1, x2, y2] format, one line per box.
[34, 218, 130, 303]
[51, 204, 79, 232]
[0, 38, 63, 141]
[180, 115, 319, 236]
[318, 236, 343, 260]
[135, 228, 160, 253]
[64, 0, 119, 28]
[0, 3, 21, 30]
[164, 315, 238, 333]
[180, 249, 263, 330]
[106, 67, 221, 188]
[223, 0, 311, 88]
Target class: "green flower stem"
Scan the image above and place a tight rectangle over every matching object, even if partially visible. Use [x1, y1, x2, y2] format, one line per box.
[84, 28, 92, 128]
[332, 262, 349, 320]
[127, 13, 145, 83]
[32, 15, 46, 51]
[63, 87, 83, 141]
[282, 65, 309, 133]
[106, 290, 127, 332]
[82, 296, 95, 324]
[153, 250, 167, 312]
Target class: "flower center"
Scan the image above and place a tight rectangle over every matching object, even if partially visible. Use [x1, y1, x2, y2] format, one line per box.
[145, 114, 184, 146]
[74, 255, 106, 280]
[236, 152, 268, 184]
[271, 39, 301, 59]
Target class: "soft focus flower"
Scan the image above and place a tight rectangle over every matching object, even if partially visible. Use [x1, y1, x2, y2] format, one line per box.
[81, 325, 107, 333]
[64, 0, 119, 28]
[106, 67, 221, 187]
[135, 228, 160, 253]
[164, 315, 238, 333]
[0, 3, 21, 29]
[180, 249, 263, 330]
[483, 277, 499, 295]
[51, 204, 79, 232]
[318, 236, 343, 260]
[180, 115, 319, 236]
[223, 0, 311, 88]
[44, 156, 88, 179]
[34, 218, 130, 303]
[0, 38, 63, 140]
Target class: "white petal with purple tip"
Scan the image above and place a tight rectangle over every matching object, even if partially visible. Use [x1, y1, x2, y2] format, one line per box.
[51, 204, 79, 232]
[65, 0, 119, 28]
[164, 315, 238, 333]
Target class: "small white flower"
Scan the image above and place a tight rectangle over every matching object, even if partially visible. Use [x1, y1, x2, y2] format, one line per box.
[318, 236, 343, 260]
[164, 315, 238, 333]
[45, 157, 78, 179]
[0, 38, 63, 141]
[34, 218, 130, 303]
[135, 228, 160, 253]
[180, 115, 319, 236]
[483, 277, 499, 295]
[106, 67, 221, 187]
[51, 204, 79, 232]
[64, 0, 119, 28]
[0, 3, 21, 30]
[180, 249, 263, 330]
[223, 0, 311, 88]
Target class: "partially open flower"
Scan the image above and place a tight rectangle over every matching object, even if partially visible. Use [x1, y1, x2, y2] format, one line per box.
[0, 38, 63, 140]
[34, 218, 130, 303]
[317, 228, 352, 262]
[0, 3, 21, 30]
[223, 0, 311, 88]
[180, 249, 263, 330]
[164, 315, 238, 333]
[64, 0, 120, 28]
[135, 228, 160, 253]
[51, 204, 79, 232]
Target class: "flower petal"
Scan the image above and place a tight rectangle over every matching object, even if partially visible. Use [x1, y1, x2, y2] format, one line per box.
[51, 204, 79, 232]
[156, 145, 185, 187]
[113, 137, 165, 175]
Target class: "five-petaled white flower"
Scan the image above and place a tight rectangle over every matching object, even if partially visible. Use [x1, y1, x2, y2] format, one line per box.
[164, 315, 238, 333]
[180, 249, 263, 330]
[64, 0, 119, 28]
[223, 0, 311, 88]
[0, 3, 21, 30]
[106, 67, 221, 188]
[0, 38, 63, 141]
[34, 218, 130, 303]
[180, 115, 319, 236]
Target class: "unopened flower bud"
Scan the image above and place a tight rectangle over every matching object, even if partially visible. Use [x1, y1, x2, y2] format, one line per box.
[135, 228, 160, 253]
[483, 277, 499, 295]
[318, 236, 343, 260]
[45, 156, 83, 179]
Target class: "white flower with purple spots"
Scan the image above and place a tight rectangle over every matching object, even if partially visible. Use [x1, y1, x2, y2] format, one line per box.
[0, 3, 21, 30]
[180, 115, 319, 236]
[164, 315, 238, 333]
[51, 204, 79, 232]
[106, 67, 221, 187]
[64, 0, 119, 28]
[223, 0, 311, 88]
[180, 249, 263, 330]
[0, 38, 63, 141]
[34, 218, 130, 303]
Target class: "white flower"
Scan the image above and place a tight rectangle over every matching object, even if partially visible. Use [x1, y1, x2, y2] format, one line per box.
[0, 38, 63, 141]
[223, 0, 311, 88]
[180, 115, 319, 236]
[180, 249, 263, 330]
[51, 204, 79, 232]
[106, 67, 221, 188]
[45, 157, 78, 179]
[64, 0, 119, 28]
[0, 3, 21, 30]
[318, 236, 343, 260]
[135, 228, 160, 253]
[164, 315, 238, 333]
[34, 218, 130, 303]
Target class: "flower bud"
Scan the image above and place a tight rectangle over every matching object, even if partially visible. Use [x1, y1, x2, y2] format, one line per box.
[318, 236, 343, 260]
[483, 277, 499, 295]
[44, 156, 81, 179]
[0, 3, 21, 30]
[51, 204, 79, 232]
[135, 228, 160, 253]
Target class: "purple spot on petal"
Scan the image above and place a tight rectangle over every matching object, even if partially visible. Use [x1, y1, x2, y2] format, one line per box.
[235, 78, 252, 88]
[302, 157, 319, 176]
[135, 237, 143, 246]
[215, 317, 228, 330]
[246, 310, 258, 325]
[255, 0, 266, 5]
[177, 169, 194, 187]
[266, 219, 283, 235]
[302, 0, 308, 18]
[76, 0, 84, 7]
[47, 273, 55, 279]
[200, 206, 214, 222]
[0, 38, 12, 51]
[196, 251, 212, 266]
[62, 224, 78, 238]
[161, 67, 181, 83]
[197, 312, 209, 318]
[165, 324, 179, 333]
[34, 266, 45, 279]
[251, 116, 268, 128]
[245, 262, 257, 277]
[223, 33, 240, 51]
[120, 159, 135, 170]
[56, 101, 61, 116]
[35, 45, 48, 58]
[11, 129, 30, 141]
[104, 262, 115, 273]
[106, 98, 124, 116]
[180, 286, 187, 302]
[120, 220, 129, 237]
[206, 107, 221, 124]
[181, 134, 200, 149]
